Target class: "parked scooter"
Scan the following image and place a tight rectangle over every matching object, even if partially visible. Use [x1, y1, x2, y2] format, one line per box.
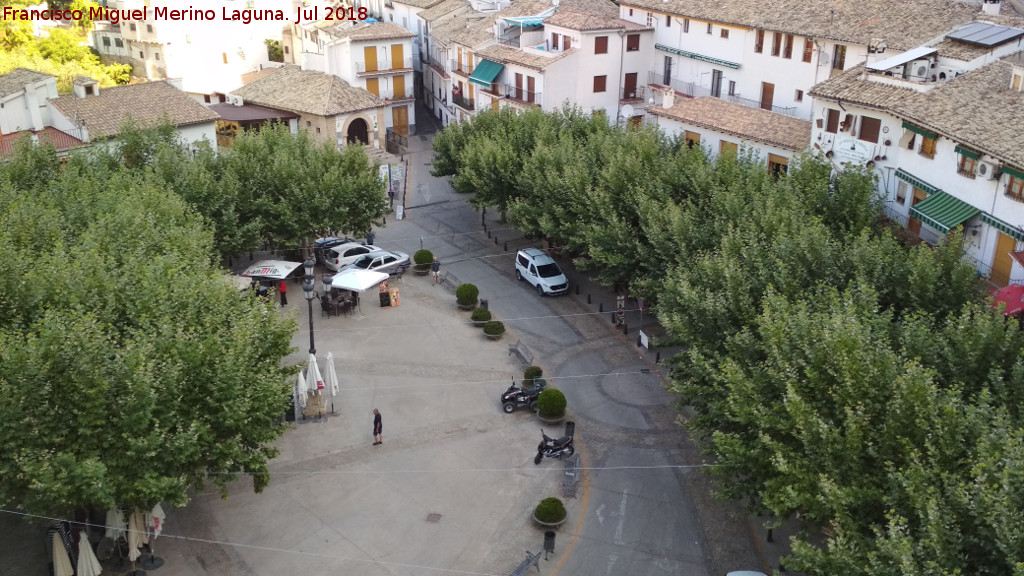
[501, 379, 546, 413]
[534, 429, 574, 464]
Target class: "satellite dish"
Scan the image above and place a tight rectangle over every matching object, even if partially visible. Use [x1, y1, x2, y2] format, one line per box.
[621, 104, 635, 117]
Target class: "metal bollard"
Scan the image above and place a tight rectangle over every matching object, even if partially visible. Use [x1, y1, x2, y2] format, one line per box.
[494, 237, 499, 245]
[504, 242, 508, 251]
[656, 351, 661, 364]
[599, 302, 603, 312]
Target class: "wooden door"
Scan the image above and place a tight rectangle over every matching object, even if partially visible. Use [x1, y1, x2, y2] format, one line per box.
[457, 47, 462, 70]
[515, 73, 523, 100]
[526, 76, 535, 103]
[391, 43, 404, 69]
[365, 78, 379, 97]
[364, 46, 378, 72]
[393, 74, 405, 99]
[624, 72, 637, 99]
[492, 98, 499, 112]
[392, 105, 409, 136]
[992, 232, 1017, 287]
[760, 82, 774, 110]
[907, 187, 927, 236]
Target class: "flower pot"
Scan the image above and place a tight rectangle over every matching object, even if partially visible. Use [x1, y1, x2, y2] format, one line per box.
[413, 264, 430, 276]
[485, 331, 505, 340]
[533, 513, 567, 528]
[457, 302, 477, 311]
[538, 413, 565, 424]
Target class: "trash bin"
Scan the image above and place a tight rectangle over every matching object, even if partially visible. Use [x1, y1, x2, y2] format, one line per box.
[544, 531, 556, 553]
[284, 396, 296, 422]
[480, 299, 488, 310]
[564, 421, 575, 438]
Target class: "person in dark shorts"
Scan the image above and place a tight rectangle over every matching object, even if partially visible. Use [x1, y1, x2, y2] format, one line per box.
[372, 409, 382, 445]
[431, 257, 441, 286]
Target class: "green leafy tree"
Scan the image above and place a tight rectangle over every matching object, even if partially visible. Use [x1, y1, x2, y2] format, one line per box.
[264, 39, 284, 62]
[0, 146, 297, 517]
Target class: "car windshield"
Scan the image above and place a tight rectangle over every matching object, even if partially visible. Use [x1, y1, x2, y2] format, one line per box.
[352, 256, 374, 269]
[537, 263, 562, 278]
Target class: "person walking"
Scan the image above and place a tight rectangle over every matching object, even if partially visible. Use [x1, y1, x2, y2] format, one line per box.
[372, 409, 382, 445]
[279, 280, 288, 307]
[431, 257, 441, 286]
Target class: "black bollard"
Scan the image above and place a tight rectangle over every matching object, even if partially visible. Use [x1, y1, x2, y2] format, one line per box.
[599, 302, 603, 312]
[623, 323, 628, 335]
[494, 237, 499, 245]
[228, 257, 232, 267]
[656, 351, 661, 364]
[587, 294, 591, 304]
[504, 242, 508, 251]
[249, 252, 254, 261]
[610, 313, 615, 323]
[482, 213, 486, 226]
[483, 223, 487, 232]
[637, 335, 642, 347]
[767, 528, 773, 543]
[575, 285, 579, 295]
[488, 230, 492, 238]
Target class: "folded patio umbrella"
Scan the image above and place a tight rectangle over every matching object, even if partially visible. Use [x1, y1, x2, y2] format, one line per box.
[52, 533, 74, 576]
[127, 509, 146, 562]
[104, 508, 126, 540]
[77, 535, 103, 576]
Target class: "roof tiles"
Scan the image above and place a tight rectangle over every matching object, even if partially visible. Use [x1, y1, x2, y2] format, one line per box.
[648, 96, 813, 152]
[51, 81, 218, 139]
[230, 65, 382, 117]
[0, 68, 53, 98]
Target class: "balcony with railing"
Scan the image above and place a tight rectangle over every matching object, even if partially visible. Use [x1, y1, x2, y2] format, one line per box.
[501, 84, 541, 107]
[620, 85, 646, 103]
[356, 58, 414, 74]
[452, 93, 475, 111]
[449, 59, 472, 77]
[647, 71, 798, 117]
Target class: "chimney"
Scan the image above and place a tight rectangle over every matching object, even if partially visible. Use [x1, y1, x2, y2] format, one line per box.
[982, 0, 1001, 15]
[652, 84, 674, 108]
[72, 76, 99, 98]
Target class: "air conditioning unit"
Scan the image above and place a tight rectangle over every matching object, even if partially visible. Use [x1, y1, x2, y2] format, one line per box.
[978, 161, 1001, 180]
[228, 94, 243, 106]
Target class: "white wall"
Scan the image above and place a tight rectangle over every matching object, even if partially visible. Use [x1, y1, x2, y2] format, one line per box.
[177, 122, 219, 152]
[654, 113, 800, 164]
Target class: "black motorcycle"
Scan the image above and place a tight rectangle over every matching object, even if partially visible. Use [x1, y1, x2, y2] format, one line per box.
[534, 429, 574, 464]
[501, 379, 546, 413]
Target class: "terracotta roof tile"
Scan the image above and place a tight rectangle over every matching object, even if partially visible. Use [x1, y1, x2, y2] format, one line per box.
[324, 21, 415, 41]
[230, 65, 382, 116]
[495, 0, 618, 20]
[648, 96, 812, 152]
[929, 37, 993, 61]
[620, 0, 982, 51]
[433, 15, 495, 47]
[543, 11, 648, 31]
[810, 56, 1024, 168]
[0, 68, 54, 98]
[476, 43, 574, 70]
[0, 127, 86, 157]
[419, 0, 470, 22]
[51, 81, 218, 139]
[393, 0, 448, 9]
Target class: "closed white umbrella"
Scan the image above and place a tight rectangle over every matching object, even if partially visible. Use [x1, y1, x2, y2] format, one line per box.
[104, 508, 126, 540]
[326, 352, 339, 414]
[142, 503, 167, 570]
[127, 509, 146, 562]
[308, 354, 325, 394]
[77, 535, 103, 576]
[52, 533, 74, 576]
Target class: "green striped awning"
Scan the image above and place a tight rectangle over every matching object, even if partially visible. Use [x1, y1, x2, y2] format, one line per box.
[895, 168, 939, 195]
[909, 191, 979, 233]
[468, 59, 503, 87]
[1004, 165, 1024, 180]
[901, 121, 938, 140]
[954, 145, 980, 160]
[656, 44, 740, 69]
[981, 213, 1024, 242]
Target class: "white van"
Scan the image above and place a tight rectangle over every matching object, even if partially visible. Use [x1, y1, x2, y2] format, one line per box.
[515, 248, 568, 296]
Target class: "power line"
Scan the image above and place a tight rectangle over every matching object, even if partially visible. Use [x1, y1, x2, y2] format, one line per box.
[331, 370, 658, 391]
[301, 307, 648, 334]
[202, 464, 720, 477]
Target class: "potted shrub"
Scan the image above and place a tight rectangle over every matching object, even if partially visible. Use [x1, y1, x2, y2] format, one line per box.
[523, 365, 546, 390]
[413, 249, 433, 275]
[456, 283, 479, 310]
[482, 320, 505, 340]
[533, 497, 567, 527]
[537, 388, 566, 421]
[471, 307, 492, 327]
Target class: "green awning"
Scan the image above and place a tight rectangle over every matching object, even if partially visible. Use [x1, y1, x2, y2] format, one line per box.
[1003, 165, 1024, 180]
[656, 44, 740, 69]
[468, 59, 503, 87]
[895, 168, 939, 195]
[982, 213, 1024, 242]
[901, 121, 937, 140]
[954, 145, 980, 160]
[909, 191, 979, 234]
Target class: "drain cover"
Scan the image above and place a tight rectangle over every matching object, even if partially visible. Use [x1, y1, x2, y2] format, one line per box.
[426, 513, 442, 523]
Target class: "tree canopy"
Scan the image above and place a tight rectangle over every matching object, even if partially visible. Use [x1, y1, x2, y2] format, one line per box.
[431, 107, 1022, 574]
[0, 139, 297, 517]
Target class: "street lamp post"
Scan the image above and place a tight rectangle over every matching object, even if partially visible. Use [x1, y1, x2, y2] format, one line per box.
[302, 257, 316, 355]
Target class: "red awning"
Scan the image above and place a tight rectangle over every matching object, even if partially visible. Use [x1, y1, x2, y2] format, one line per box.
[991, 284, 1024, 316]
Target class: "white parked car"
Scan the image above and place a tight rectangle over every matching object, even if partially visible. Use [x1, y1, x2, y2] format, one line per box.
[323, 242, 382, 271]
[515, 248, 568, 296]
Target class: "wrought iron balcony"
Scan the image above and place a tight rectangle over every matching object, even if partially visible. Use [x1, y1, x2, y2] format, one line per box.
[452, 94, 475, 110]
[501, 84, 541, 106]
[356, 58, 413, 73]
[449, 59, 472, 76]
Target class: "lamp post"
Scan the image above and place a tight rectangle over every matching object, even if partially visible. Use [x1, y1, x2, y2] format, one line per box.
[302, 257, 316, 355]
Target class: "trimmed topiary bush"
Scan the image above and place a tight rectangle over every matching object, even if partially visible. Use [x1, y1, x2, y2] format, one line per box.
[534, 497, 567, 524]
[471, 307, 492, 326]
[413, 249, 433, 266]
[524, 365, 544, 389]
[537, 388, 566, 418]
[456, 283, 479, 307]
[483, 320, 505, 336]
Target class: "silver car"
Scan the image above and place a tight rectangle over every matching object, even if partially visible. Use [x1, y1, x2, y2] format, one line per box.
[339, 250, 410, 275]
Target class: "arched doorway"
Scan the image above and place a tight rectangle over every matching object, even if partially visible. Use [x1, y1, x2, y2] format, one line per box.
[347, 118, 369, 145]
